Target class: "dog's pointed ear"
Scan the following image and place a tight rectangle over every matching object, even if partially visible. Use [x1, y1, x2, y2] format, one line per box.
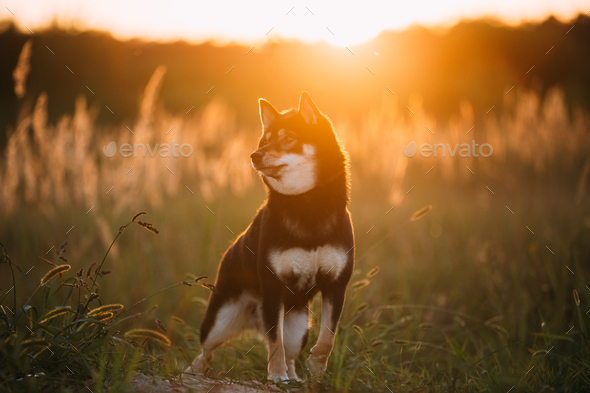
[259, 99, 278, 129]
[298, 91, 320, 125]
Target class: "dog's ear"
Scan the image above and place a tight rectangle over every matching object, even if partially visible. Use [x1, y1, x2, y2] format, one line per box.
[259, 99, 278, 129]
[298, 91, 320, 125]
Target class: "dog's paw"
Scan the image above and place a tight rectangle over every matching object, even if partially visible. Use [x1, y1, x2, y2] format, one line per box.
[183, 365, 196, 375]
[268, 373, 290, 383]
[184, 354, 206, 375]
[305, 354, 328, 377]
[287, 372, 302, 382]
[288, 374, 302, 382]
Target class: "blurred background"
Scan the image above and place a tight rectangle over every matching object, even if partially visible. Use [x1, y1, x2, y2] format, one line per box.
[1, 1, 590, 389]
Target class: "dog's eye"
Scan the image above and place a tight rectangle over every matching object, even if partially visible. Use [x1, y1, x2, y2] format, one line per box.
[283, 135, 295, 143]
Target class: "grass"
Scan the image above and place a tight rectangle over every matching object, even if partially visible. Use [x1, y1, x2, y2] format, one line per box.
[0, 213, 220, 392]
[2, 185, 589, 392]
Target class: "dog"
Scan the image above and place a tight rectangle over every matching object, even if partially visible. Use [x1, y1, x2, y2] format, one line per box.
[186, 92, 354, 382]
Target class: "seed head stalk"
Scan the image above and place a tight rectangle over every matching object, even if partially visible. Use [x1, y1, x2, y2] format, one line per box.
[83, 221, 132, 313]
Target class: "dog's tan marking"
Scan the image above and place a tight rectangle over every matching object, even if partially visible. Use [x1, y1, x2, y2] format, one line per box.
[266, 303, 289, 382]
[306, 298, 336, 376]
[278, 129, 286, 137]
[265, 132, 271, 141]
[263, 144, 317, 195]
[185, 293, 262, 374]
[269, 246, 347, 290]
[283, 308, 309, 380]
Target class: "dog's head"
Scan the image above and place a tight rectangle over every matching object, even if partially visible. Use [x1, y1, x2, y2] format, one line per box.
[251, 92, 344, 195]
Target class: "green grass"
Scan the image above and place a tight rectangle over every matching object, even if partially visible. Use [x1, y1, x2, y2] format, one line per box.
[1, 172, 590, 392]
[0, 213, 209, 392]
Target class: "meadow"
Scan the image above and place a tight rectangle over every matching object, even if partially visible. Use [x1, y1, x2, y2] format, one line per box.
[1, 38, 590, 392]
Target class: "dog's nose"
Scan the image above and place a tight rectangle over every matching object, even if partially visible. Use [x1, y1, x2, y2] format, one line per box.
[250, 151, 264, 165]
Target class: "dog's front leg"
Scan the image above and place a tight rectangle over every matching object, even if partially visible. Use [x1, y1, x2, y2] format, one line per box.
[262, 292, 289, 382]
[306, 286, 345, 377]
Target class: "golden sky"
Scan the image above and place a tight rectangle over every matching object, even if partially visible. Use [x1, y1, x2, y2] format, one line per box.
[2, 0, 589, 46]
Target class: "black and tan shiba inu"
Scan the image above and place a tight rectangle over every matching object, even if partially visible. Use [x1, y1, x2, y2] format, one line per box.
[186, 92, 354, 382]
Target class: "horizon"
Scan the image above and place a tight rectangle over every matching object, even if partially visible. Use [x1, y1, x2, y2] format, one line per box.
[2, 0, 589, 46]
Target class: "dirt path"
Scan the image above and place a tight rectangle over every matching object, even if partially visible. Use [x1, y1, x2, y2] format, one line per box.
[131, 373, 287, 393]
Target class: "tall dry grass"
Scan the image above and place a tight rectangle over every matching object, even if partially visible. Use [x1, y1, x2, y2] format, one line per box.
[0, 67, 258, 217]
[12, 39, 32, 100]
[2, 67, 588, 217]
[340, 89, 590, 206]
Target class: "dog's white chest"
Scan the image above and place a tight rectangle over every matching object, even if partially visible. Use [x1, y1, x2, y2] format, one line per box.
[268, 245, 347, 291]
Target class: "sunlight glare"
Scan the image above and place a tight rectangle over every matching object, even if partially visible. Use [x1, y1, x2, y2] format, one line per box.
[2, 0, 588, 46]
